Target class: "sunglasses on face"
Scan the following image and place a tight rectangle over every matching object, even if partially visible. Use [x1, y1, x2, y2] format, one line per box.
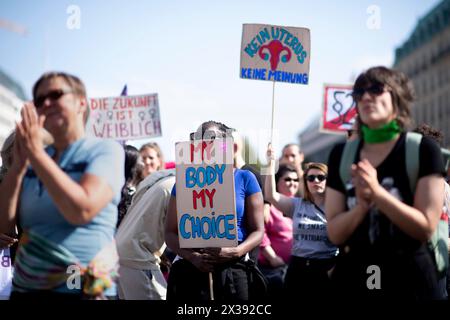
[34, 89, 73, 109]
[306, 174, 327, 182]
[283, 177, 299, 183]
[352, 84, 387, 101]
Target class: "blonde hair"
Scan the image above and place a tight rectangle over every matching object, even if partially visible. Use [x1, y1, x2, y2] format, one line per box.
[139, 142, 165, 170]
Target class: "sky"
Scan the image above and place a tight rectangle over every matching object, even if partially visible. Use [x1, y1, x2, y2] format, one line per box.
[0, 0, 442, 163]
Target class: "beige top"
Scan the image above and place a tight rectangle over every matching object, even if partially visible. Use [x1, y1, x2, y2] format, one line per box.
[116, 170, 175, 270]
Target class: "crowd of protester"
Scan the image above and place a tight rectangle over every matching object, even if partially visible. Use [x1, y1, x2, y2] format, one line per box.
[0, 66, 449, 301]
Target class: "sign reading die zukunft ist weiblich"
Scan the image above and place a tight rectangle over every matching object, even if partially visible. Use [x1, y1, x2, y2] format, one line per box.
[87, 93, 161, 141]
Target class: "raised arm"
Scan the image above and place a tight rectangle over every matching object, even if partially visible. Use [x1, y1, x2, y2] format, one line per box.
[264, 144, 295, 217]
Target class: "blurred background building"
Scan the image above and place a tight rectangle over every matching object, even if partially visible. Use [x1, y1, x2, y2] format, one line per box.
[299, 0, 450, 163]
[394, 0, 450, 146]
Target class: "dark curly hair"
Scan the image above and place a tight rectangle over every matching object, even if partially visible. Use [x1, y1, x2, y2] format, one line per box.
[352, 66, 415, 135]
[413, 123, 444, 146]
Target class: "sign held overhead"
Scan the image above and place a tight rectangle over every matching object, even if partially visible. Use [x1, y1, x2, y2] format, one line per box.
[240, 24, 311, 85]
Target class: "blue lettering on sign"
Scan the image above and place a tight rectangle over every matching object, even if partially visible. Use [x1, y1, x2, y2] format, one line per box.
[179, 213, 236, 240]
[266, 70, 308, 84]
[241, 68, 267, 80]
[185, 164, 226, 188]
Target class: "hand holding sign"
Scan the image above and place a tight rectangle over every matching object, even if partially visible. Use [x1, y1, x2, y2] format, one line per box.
[188, 250, 215, 273]
[201, 247, 240, 264]
[0, 234, 17, 249]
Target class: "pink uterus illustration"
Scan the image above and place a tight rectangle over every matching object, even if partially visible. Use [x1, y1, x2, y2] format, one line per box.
[258, 40, 292, 70]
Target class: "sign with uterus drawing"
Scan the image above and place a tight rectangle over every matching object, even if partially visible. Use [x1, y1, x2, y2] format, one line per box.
[240, 24, 311, 85]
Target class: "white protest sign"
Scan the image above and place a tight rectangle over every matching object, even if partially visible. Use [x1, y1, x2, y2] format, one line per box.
[240, 23, 311, 85]
[0, 248, 12, 299]
[175, 138, 237, 248]
[320, 84, 357, 134]
[87, 93, 161, 140]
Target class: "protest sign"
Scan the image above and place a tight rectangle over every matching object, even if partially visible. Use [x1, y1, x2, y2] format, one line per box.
[321, 84, 357, 134]
[175, 138, 237, 248]
[240, 24, 311, 85]
[87, 93, 161, 140]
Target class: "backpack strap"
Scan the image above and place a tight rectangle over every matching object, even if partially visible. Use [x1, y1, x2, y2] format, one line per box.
[339, 138, 360, 189]
[441, 148, 450, 171]
[405, 132, 422, 194]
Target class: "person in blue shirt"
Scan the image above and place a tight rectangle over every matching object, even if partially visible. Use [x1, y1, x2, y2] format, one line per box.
[165, 121, 264, 301]
[0, 72, 124, 299]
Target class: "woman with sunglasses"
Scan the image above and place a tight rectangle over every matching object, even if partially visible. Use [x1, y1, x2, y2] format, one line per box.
[265, 146, 337, 299]
[326, 66, 446, 299]
[0, 72, 124, 299]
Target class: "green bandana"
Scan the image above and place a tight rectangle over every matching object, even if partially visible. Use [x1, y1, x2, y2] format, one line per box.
[361, 120, 401, 143]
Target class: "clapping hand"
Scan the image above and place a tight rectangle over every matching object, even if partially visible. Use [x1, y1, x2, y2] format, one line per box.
[201, 247, 240, 264]
[351, 159, 381, 209]
[16, 103, 46, 159]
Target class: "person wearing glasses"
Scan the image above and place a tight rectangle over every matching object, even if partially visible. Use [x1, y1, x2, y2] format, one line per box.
[0, 72, 124, 299]
[165, 120, 264, 301]
[279, 143, 304, 196]
[265, 146, 337, 300]
[258, 164, 296, 299]
[326, 66, 446, 299]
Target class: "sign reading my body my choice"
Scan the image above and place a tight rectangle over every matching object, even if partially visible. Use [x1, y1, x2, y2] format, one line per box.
[240, 24, 311, 85]
[175, 138, 237, 248]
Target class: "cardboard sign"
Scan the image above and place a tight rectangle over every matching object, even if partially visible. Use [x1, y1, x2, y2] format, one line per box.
[175, 138, 237, 248]
[321, 84, 357, 134]
[87, 94, 161, 140]
[240, 23, 311, 85]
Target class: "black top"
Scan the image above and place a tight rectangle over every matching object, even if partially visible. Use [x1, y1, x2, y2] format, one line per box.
[326, 132, 446, 298]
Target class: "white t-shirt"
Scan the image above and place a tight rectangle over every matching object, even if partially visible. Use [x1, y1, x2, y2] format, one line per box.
[0, 248, 12, 299]
[291, 198, 337, 259]
[116, 170, 175, 270]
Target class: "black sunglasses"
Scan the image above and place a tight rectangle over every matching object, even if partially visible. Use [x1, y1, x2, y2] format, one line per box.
[352, 84, 387, 101]
[306, 174, 327, 182]
[34, 89, 73, 109]
[283, 177, 299, 182]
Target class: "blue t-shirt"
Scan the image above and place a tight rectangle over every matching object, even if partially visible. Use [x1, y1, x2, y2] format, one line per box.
[171, 169, 261, 242]
[18, 137, 124, 294]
